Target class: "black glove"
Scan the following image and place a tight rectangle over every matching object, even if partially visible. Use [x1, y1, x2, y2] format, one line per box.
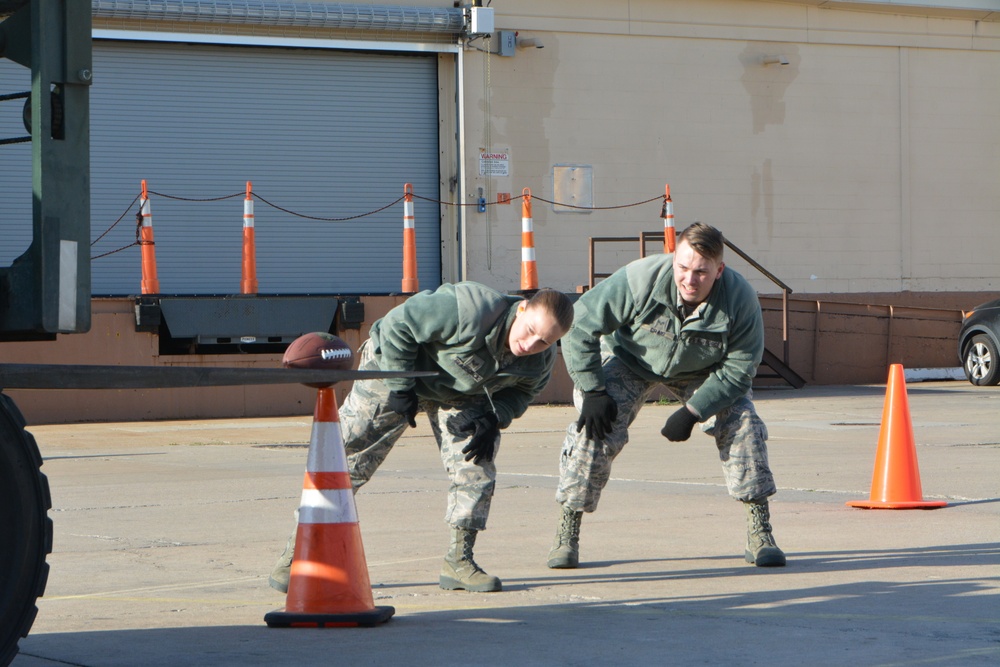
[661, 406, 698, 442]
[386, 388, 418, 427]
[453, 412, 500, 465]
[575, 390, 618, 441]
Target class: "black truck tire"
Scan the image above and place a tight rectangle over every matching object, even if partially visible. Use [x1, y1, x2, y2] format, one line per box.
[0, 392, 52, 667]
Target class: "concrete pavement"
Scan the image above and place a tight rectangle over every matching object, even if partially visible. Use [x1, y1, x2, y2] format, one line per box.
[9, 380, 1000, 667]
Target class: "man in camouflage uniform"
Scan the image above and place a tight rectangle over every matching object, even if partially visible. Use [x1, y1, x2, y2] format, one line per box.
[547, 223, 786, 570]
[270, 283, 573, 593]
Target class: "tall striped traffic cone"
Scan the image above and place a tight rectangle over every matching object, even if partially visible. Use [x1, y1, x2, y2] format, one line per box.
[265, 388, 394, 627]
[138, 179, 160, 294]
[662, 184, 675, 254]
[847, 364, 947, 510]
[241, 181, 258, 295]
[520, 187, 538, 291]
[401, 183, 418, 294]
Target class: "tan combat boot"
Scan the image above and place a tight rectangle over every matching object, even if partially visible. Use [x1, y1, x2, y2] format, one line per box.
[268, 529, 295, 593]
[439, 527, 502, 592]
[546, 506, 583, 569]
[744, 499, 786, 567]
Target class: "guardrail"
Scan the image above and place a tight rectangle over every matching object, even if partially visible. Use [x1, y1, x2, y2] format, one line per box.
[587, 231, 798, 382]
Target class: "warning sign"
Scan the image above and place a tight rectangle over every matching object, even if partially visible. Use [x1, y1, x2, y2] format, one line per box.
[479, 150, 510, 177]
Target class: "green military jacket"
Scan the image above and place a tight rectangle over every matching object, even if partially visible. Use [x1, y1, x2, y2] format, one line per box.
[564, 253, 764, 420]
[369, 282, 556, 428]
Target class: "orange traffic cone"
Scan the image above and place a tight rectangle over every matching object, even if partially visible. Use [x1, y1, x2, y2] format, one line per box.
[401, 183, 418, 294]
[847, 364, 947, 509]
[662, 184, 675, 254]
[241, 181, 258, 295]
[520, 188, 538, 291]
[138, 179, 160, 295]
[265, 388, 394, 627]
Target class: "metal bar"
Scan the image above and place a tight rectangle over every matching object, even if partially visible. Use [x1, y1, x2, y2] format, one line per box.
[588, 237, 595, 289]
[887, 304, 894, 365]
[588, 230, 802, 385]
[640, 231, 661, 258]
[782, 289, 789, 365]
[722, 240, 793, 294]
[0, 363, 435, 390]
[812, 301, 820, 378]
[590, 236, 641, 243]
[630, 231, 792, 293]
[90, 1, 466, 33]
[589, 236, 641, 289]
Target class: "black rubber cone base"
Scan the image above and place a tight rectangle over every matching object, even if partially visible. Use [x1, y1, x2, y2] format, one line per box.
[265, 605, 395, 628]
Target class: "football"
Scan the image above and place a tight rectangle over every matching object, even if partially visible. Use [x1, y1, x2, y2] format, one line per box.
[282, 332, 354, 371]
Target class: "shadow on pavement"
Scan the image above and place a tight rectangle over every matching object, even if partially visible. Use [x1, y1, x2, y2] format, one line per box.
[16, 544, 999, 667]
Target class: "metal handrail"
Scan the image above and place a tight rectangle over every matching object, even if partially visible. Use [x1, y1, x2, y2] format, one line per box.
[587, 231, 795, 370]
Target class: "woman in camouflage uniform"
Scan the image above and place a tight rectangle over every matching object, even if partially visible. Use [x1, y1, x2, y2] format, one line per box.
[271, 283, 573, 593]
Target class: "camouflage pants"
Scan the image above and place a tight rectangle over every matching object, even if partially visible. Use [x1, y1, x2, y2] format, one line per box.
[555, 350, 776, 512]
[340, 340, 499, 531]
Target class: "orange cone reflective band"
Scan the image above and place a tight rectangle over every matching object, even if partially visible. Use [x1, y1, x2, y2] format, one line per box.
[847, 364, 947, 509]
[663, 184, 675, 254]
[520, 188, 538, 291]
[241, 181, 258, 294]
[401, 183, 418, 293]
[264, 388, 394, 627]
[139, 179, 160, 294]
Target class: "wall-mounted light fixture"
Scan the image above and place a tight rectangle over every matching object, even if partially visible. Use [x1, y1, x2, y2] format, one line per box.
[516, 35, 544, 49]
[492, 30, 543, 56]
[762, 56, 789, 66]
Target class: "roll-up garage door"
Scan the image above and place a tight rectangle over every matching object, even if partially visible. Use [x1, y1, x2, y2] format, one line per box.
[0, 40, 441, 295]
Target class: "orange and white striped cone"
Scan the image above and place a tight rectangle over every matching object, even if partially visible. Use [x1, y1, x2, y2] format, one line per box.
[520, 187, 538, 291]
[264, 387, 394, 628]
[662, 184, 675, 254]
[241, 181, 258, 295]
[401, 183, 418, 294]
[139, 179, 160, 294]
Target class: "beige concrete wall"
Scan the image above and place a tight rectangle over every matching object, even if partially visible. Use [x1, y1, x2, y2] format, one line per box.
[457, 0, 1000, 297]
[88, 1, 1000, 297]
